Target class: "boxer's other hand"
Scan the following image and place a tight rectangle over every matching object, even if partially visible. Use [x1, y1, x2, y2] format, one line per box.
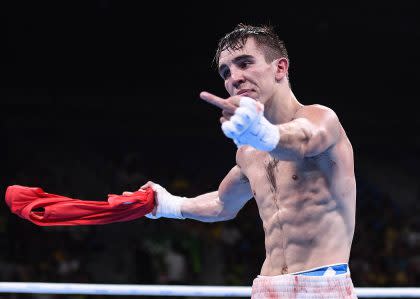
[140, 181, 158, 217]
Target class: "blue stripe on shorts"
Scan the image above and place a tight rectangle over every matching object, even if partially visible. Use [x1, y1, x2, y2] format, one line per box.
[296, 264, 348, 276]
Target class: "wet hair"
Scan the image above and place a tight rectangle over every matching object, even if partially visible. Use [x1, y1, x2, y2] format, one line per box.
[214, 23, 289, 67]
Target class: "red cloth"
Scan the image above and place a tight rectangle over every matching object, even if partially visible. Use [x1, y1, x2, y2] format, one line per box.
[5, 185, 155, 226]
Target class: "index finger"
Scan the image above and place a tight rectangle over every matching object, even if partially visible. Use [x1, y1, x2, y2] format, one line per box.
[200, 91, 236, 114]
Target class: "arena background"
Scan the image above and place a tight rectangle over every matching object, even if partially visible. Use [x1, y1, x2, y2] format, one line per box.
[1, 1, 419, 298]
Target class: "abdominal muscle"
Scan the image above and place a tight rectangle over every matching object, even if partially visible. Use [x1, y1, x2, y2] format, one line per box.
[256, 185, 351, 276]
[237, 143, 355, 276]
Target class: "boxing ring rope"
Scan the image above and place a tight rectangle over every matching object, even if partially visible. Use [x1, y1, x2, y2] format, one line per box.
[0, 283, 420, 297]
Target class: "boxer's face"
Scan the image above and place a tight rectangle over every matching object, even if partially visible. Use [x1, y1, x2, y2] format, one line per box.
[218, 37, 282, 105]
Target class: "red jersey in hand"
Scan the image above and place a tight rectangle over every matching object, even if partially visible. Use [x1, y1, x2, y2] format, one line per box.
[5, 185, 155, 226]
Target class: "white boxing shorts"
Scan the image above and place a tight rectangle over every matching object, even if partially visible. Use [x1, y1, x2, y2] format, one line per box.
[251, 264, 358, 299]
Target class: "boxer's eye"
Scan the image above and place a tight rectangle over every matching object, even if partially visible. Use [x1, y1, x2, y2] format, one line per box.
[239, 60, 251, 69]
[221, 69, 231, 80]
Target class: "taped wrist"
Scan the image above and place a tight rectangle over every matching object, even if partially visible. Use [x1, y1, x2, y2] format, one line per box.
[238, 115, 280, 151]
[146, 184, 186, 219]
[225, 97, 280, 151]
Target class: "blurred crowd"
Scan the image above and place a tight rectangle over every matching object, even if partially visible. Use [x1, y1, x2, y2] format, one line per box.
[1, 143, 419, 299]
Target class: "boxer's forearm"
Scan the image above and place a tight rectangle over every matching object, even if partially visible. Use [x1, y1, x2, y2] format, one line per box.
[182, 191, 235, 222]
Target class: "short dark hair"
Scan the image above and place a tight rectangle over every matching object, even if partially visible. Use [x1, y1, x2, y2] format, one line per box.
[214, 23, 289, 67]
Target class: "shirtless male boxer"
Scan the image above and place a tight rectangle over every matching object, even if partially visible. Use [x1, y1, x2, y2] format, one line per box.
[130, 23, 358, 298]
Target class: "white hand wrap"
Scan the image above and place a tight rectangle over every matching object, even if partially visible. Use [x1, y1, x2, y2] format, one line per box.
[221, 97, 280, 151]
[145, 184, 186, 219]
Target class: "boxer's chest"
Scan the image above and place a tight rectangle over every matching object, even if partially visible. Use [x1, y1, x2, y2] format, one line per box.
[237, 146, 321, 196]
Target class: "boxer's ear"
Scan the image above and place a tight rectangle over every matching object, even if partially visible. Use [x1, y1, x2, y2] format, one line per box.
[273, 57, 289, 82]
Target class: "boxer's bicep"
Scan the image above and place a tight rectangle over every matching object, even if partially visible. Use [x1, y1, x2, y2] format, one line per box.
[273, 105, 342, 159]
[217, 165, 253, 219]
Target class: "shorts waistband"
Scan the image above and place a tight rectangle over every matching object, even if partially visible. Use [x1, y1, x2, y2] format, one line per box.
[292, 263, 349, 276]
[257, 263, 350, 279]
